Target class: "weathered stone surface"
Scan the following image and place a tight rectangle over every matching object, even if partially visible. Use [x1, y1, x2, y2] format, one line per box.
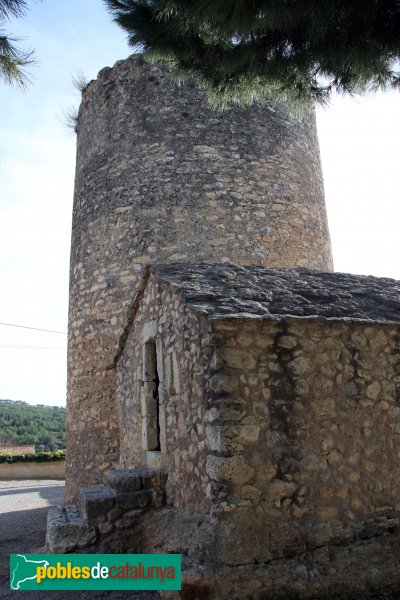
[98, 521, 114, 535]
[115, 263, 400, 519]
[80, 485, 115, 520]
[151, 262, 400, 322]
[106, 469, 142, 493]
[47, 468, 169, 553]
[138, 467, 166, 489]
[114, 517, 136, 529]
[106, 507, 123, 522]
[66, 54, 333, 501]
[116, 489, 152, 511]
[46, 506, 96, 553]
[137, 508, 400, 599]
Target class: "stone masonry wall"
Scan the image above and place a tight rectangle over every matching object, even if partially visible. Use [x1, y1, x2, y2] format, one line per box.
[113, 277, 400, 598]
[117, 273, 214, 513]
[206, 318, 400, 520]
[117, 267, 400, 519]
[67, 53, 333, 500]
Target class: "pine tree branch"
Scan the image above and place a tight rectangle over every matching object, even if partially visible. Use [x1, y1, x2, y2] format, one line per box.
[0, 0, 27, 20]
[104, 0, 400, 106]
[0, 31, 34, 87]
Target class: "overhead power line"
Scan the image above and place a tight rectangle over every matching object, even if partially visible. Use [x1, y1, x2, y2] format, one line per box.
[0, 322, 67, 335]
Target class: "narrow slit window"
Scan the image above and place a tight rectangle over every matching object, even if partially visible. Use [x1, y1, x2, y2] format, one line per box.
[144, 341, 161, 452]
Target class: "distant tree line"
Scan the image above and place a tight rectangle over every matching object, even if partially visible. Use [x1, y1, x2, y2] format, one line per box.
[0, 399, 65, 451]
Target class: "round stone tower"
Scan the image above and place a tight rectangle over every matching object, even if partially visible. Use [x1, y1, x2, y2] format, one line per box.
[66, 54, 333, 501]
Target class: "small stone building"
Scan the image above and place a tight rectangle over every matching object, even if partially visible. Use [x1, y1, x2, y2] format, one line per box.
[59, 55, 400, 598]
[117, 262, 400, 520]
[107, 261, 400, 597]
[50, 260, 400, 597]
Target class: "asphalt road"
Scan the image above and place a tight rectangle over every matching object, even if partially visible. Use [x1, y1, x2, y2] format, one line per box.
[0, 479, 160, 600]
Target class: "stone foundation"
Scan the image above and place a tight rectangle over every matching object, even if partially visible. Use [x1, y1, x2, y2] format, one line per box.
[47, 467, 400, 598]
[151, 508, 400, 600]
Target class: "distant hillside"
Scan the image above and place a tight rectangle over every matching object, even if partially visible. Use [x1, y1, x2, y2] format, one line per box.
[0, 400, 65, 451]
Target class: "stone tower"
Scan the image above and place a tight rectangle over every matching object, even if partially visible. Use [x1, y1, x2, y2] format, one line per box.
[66, 54, 333, 501]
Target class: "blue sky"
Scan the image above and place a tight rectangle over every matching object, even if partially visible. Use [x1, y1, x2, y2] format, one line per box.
[0, 0, 399, 406]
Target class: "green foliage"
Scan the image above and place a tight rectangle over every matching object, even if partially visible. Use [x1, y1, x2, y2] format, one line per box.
[0, 0, 34, 87]
[104, 0, 400, 107]
[0, 449, 65, 463]
[0, 399, 66, 451]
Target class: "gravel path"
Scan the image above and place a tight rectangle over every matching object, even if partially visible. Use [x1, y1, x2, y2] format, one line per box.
[0, 480, 160, 600]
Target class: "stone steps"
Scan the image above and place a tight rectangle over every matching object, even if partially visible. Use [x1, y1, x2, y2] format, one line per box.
[47, 467, 167, 553]
[46, 505, 96, 553]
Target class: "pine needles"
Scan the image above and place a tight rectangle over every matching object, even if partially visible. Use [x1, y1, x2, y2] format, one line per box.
[0, 0, 34, 88]
[104, 0, 400, 107]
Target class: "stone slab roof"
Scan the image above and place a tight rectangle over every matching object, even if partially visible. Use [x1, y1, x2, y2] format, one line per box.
[151, 262, 400, 323]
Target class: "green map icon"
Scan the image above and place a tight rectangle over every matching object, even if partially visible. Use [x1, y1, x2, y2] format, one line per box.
[10, 554, 49, 590]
